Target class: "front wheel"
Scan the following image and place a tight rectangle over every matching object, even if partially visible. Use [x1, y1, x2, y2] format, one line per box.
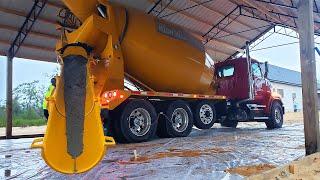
[193, 100, 216, 129]
[265, 101, 283, 129]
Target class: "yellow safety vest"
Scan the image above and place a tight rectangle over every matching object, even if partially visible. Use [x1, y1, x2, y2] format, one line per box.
[42, 85, 55, 110]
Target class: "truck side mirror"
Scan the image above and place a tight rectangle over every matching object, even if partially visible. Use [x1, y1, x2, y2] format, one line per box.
[264, 61, 269, 78]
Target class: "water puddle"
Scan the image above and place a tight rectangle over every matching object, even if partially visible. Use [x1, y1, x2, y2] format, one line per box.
[119, 147, 232, 164]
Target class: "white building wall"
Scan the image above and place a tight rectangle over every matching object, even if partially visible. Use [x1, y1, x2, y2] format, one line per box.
[270, 82, 303, 112]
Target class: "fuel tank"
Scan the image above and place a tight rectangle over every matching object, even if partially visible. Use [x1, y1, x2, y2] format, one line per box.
[113, 5, 215, 94]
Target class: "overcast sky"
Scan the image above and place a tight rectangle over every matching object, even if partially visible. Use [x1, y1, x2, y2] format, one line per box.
[0, 58, 58, 102]
[0, 29, 320, 101]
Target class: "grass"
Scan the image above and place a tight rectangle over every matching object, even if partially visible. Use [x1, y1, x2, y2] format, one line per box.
[0, 117, 46, 127]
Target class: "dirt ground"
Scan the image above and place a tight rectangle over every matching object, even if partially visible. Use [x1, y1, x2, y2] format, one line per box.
[0, 126, 46, 137]
[0, 111, 313, 179]
[248, 152, 320, 179]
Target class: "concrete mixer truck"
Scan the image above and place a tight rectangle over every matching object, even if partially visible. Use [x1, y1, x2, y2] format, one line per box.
[30, 0, 284, 174]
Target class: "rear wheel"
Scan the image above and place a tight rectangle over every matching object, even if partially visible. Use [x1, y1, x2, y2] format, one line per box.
[265, 101, 283, 129]
[115, 99, 158, 143]
[157, 100, 194, 138]
[193, 100, 216, 129]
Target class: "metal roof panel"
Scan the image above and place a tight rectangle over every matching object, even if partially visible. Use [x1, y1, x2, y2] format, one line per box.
[1, 0, 319, 62]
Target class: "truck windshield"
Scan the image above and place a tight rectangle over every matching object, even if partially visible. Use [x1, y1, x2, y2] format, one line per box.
[216, 65, 234, 78]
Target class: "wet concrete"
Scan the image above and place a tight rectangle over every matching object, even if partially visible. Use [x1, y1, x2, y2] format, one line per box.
[0, 122, 305, 179]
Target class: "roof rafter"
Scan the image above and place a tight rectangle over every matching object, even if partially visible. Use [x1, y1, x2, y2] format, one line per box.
[207, 39, 244, 53]
[189, 0, 262, 33]
[0, 6, 56, 25]
[167, 5, 250, 40]
[0, 40, 55, 52]
[205, 46, 230, 56]
[253, 0, 320, 31]
[0, 50, 55, 62]
[0, 24, 58, 40]
[255, 0, 296, 26]
[43, 1, 64, 9]
[175, 23, 244, 52]
[229, 0, 285, 24]
[149, 0, 250, 41]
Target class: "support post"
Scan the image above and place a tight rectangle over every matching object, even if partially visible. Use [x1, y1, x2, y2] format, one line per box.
[297, 0, 320, 155]
[4, 0, 47, 139]
[246, 41, 254, 100]
[6, 55, 13, 139]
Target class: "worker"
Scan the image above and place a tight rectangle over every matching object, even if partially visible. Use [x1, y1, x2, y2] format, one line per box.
[43, 77, 56, 120]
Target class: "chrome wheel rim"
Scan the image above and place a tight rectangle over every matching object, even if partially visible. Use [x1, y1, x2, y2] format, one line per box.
[274, 108, 282, 124]
[128, 108, 151, 136]
[171, 108, 189, 132]
[199, 104, 214, 125]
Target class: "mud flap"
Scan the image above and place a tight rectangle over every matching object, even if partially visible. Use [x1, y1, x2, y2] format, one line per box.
[31, 54, 115, 174]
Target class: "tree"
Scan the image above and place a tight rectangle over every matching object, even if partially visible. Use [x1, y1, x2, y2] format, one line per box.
[13, 80, 45, 119]
[0, 100, 5, 120]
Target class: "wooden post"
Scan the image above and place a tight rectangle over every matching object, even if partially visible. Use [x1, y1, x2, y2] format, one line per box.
[6, 55, 13, 138]
[297, 0, 320, 155]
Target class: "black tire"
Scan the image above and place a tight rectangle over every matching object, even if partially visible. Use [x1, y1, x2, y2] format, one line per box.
[100, 109, 112, 136]
[220, 120, 238, 128]
[108, 107, 126, 143]
[117, 99, 158, 143]
[193, 100, 216, 129]
[265, 101, 283, 129]
[159, 100, 194, 138]
[220, 112, 238, 128]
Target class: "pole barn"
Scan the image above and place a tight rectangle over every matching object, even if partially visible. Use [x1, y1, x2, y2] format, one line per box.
[0, 0, 319, 156]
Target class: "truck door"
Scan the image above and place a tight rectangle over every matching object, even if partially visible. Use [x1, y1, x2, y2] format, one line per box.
[215, 65, 236, 99]
[251, 62, 266, 102]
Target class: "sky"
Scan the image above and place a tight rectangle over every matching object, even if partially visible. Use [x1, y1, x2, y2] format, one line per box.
[0, 28, 320, 101]
[0, 58, 59, 102]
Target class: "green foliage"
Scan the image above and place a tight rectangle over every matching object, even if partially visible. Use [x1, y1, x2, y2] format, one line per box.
[14, 80, 44, 110]
[12, 80, 46, 119]
[0, 118, 5, 127]
[0, 80, 48, 127]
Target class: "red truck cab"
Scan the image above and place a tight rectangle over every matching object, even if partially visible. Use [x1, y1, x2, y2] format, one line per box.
[214, 57, 284, 129]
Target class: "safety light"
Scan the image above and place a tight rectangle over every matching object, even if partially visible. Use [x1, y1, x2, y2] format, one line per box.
[113, 91, 117, 97]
